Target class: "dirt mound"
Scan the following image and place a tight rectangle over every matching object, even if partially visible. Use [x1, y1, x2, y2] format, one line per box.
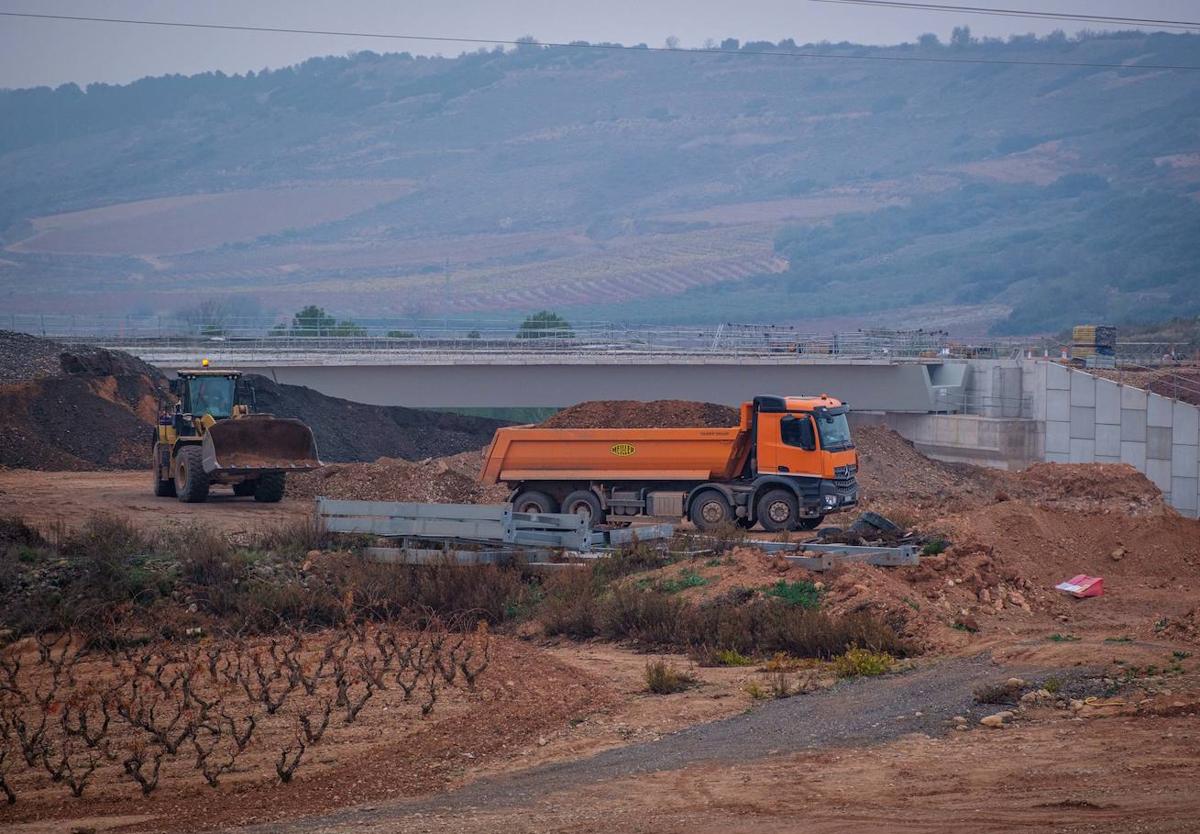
[0, 332, 509, 471]
[541, 400, 739, 429]
[1006, 462, 1168, 516]
[0, 332, 169, 470]
[853, 424, 1168, 518]
[287, 450, 510, 504]
[0, 375, 163, 469]
[852, 424, 1003, 512]
[245, 375, 509, 463]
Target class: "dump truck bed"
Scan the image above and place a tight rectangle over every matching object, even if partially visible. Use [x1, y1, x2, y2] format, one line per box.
[480, 424, 751, 484]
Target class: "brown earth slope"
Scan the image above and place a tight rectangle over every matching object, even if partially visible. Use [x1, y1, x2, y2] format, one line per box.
[0, 332, 508, 470]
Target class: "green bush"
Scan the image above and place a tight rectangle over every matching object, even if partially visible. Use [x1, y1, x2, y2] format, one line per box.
[833, 648, 895, 678]
[713, 648, 754, 666]
[658, 569, 708, 594]
[763, 579, 822, 609]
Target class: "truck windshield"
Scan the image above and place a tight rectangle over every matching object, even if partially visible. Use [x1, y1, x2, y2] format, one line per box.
[816, 411, 853, 450]
[187, 377, 235, 418]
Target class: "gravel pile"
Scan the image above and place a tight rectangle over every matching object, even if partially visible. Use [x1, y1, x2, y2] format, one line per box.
[541, 400, 739, 429]
[0, 331, 75, 383]
[246, 375, 508, 463]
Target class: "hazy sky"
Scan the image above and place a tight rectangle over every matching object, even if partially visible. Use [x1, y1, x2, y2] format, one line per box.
[1, 0, 1196, 88]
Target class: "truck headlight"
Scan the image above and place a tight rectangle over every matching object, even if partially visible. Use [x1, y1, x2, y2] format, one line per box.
[823, 495, 838, 508]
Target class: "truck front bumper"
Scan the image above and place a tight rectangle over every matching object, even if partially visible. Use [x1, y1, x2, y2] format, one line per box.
[813, 478, 858, 515]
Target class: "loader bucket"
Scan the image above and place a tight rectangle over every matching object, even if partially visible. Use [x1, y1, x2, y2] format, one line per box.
[201, 416, 322, 475]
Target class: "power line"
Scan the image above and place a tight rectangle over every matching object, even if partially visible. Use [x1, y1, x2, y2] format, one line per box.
[808, 0, 1200, 31]
[2, 9, 1199, 72]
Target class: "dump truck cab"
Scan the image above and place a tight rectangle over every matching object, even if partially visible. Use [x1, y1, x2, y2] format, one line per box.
[479, 393, 858, 533]
[740, 395, 858, 529]
[152, 365, 321, 503]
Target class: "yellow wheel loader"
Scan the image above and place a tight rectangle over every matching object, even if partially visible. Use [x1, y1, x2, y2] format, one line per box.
[152, 366, 321, 503]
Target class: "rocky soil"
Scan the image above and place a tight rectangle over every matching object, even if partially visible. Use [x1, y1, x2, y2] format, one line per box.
[540, 399, 739, 429]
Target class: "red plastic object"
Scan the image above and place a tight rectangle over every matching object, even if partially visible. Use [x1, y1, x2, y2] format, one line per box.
[1055, 574, 1104, 598]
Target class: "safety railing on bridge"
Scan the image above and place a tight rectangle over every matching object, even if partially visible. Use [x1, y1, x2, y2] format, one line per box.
[4, 314, 1012, 362]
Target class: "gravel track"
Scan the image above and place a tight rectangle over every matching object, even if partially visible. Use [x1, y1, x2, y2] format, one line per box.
[242, 654, 1067, 833]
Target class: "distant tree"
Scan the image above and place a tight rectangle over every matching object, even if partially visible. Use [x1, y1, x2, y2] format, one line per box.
[517, 311, 574, 339]
[178, 297, 239, 337]
[281, 305, 366, 337]
[720, 38, 740, 51]
[515, 35, 539, 51]
[467, 330, 481, 339]
[386, 330, 416, 339]
[664, 35, 680, 50]
[918, 33, 941, 48]
[951, 26, 974, 49]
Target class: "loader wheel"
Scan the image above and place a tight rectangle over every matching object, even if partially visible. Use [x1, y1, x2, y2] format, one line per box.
[756, 489, 798, 533]
[254, 472, 286, 503]
[513, 490, 557, 515]
[563, 490, 604, 526]
[175, 446, 210, 503]
[233, 480, 257, 497]
[689, 489, 733, 533]
[152, 443, 176, 498]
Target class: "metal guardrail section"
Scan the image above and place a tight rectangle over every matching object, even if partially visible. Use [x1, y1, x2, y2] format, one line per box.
[5, 314, 1006, 361]
[317, 497, 674, 552]
[748, 539, 919, 570]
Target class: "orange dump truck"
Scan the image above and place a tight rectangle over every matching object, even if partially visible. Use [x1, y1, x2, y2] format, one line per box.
[480, 394, 858, 532]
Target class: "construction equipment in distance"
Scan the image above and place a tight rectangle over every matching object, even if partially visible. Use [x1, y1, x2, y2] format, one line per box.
[480, 394, 858, 533]
[152, 364, 321, 503]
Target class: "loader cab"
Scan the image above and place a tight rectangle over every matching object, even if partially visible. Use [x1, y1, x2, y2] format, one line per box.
[173, 370, 242, 420]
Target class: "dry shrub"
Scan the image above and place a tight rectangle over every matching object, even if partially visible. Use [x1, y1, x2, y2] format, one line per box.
[592, 542, 672, 583]
[252, 515, 328, 555]
[594, 589, 909, 660]
[539, 568, 600, 638]
[600, 586, 688, 645]
[973, 678, 1025, 705]
[644, 660, 696, 694]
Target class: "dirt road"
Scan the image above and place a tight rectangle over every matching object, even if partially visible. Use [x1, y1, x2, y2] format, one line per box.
[0, 469, 311, 534]
[243, 654, 1113, 834]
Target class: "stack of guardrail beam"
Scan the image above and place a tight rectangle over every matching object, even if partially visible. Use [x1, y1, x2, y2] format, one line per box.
[1071, 324, 1117, 367]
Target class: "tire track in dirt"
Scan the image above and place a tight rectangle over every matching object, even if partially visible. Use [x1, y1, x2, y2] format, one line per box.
[240, 654, 1060, 833]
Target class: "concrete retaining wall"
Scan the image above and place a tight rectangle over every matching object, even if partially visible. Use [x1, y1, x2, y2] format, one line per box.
[1035, 361, 1199, 517]
[871, 359, 1199, 518]
[852, 411, 1040, 470]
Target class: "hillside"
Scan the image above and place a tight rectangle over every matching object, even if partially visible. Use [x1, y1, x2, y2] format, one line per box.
[1, 31, 1198, 333]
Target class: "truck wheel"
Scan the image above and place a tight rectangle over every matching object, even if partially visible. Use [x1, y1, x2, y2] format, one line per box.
[562, 490, 604, 526]
[756, 489, 798, 533]
[254, 473, 286, 503]
[690, 489, 733, 533]
[233, 480, 257, 497]
[513, 490, 557, 514]
[175, 446, 210, 503]
[152, 443, 176, 497]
